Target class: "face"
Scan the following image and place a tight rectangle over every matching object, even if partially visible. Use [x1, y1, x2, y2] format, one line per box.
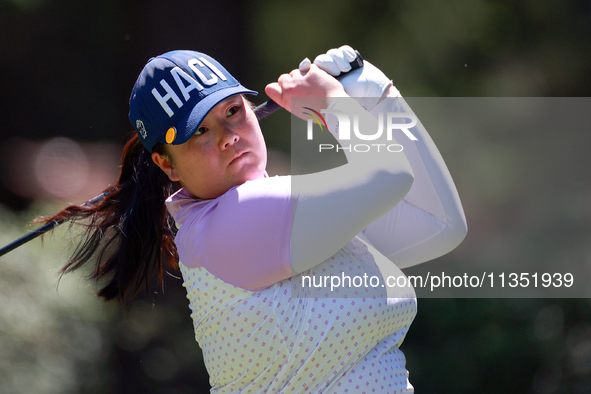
[152, 95, 267, 199]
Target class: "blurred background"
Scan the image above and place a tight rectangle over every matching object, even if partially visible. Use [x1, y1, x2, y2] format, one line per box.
[0, 0, 590, 393]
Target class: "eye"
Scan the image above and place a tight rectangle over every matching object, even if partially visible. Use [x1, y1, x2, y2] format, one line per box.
[226, 105, 241, 117]
[194, 126, 208, 136]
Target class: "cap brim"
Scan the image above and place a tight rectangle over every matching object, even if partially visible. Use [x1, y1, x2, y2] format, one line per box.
[160, 85, 258, 147]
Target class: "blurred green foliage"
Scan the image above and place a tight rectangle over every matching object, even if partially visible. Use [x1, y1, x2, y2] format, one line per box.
[0, 204, 116, 393]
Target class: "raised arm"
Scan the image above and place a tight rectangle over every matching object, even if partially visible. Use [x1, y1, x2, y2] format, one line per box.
[361, 87, 468, 268]
[310, 46, 468, 269]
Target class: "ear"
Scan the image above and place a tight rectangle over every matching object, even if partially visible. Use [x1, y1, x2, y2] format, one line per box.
[151, 151, 181, 182]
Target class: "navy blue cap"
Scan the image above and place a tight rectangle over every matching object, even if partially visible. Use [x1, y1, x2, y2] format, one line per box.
[129, 50, 258, 152]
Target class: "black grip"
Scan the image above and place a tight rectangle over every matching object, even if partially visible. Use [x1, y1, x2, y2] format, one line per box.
[254, 50, 363, 121]
[346, 50, 364, 72]
[253, 99, 283, 120]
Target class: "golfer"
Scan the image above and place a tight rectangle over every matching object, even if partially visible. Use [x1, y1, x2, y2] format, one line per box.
[47, 45, 467, 393]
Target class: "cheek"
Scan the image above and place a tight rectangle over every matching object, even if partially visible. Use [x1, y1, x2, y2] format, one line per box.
[175, 145, 216, 177]
[254, 132, 267, 162]
[244, 113, 266, 150]
[247, 129, 266, 163]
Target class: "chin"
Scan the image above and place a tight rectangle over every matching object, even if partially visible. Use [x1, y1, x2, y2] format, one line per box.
[242, 169, 265, 183]
[241, 161, 266, 180]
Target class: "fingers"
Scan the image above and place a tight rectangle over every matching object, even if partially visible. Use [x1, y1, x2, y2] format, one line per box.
[267, 64, 338, 98]
[313, 53, 340, 76]
[338, 45, 357, 62]
[327, 48, 352, 73]
[265, 64, 346, 120]
[313, 46, 355, 76]
[299, 57, 311, 73]
[281, 64, 321, 87]
[265, 67, 311, 111]
[302, 46, 355, 76]
[264, 82, 283, 106]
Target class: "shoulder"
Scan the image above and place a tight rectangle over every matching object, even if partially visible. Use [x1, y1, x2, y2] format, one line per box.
[230, 175, 292, 203]
[166, 175, 292, 225]
[173, 175, 295, 287]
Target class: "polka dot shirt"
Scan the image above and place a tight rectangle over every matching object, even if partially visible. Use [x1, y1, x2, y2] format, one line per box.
[180, 236, 417, 393]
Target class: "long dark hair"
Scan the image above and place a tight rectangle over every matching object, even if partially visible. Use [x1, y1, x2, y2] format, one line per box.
[39, 133, 179, 304]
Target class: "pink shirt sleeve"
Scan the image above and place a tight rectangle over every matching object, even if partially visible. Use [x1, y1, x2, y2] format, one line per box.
[172, 176, 296, 291]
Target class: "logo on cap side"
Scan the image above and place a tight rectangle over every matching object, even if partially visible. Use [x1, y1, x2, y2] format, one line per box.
[165, 127, 177, 144]
[136, 119, 147, 139]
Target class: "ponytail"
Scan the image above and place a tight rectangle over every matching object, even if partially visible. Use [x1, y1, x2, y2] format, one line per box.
[39, 133, 179, 304]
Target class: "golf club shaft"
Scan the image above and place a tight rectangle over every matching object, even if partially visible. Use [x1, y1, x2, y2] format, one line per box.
[0, 190, 114, 257]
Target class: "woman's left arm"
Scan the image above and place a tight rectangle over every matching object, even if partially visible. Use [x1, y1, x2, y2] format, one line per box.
[359, 86, 468, 268]
[313, 47, 467, 268]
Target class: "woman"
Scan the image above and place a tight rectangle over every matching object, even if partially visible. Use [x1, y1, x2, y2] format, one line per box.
[47, 46, 467, 393]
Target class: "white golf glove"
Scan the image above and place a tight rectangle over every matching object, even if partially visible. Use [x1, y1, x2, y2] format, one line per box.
[299, 45, 395, 111]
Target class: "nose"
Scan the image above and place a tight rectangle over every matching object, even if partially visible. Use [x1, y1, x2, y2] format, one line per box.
[218, 127, 239, 150]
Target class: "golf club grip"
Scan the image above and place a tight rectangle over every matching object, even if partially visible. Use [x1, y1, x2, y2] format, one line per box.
[254, 50, 363, 120]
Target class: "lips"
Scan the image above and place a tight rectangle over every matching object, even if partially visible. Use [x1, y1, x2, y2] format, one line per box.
[229, 150, 248, 165]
